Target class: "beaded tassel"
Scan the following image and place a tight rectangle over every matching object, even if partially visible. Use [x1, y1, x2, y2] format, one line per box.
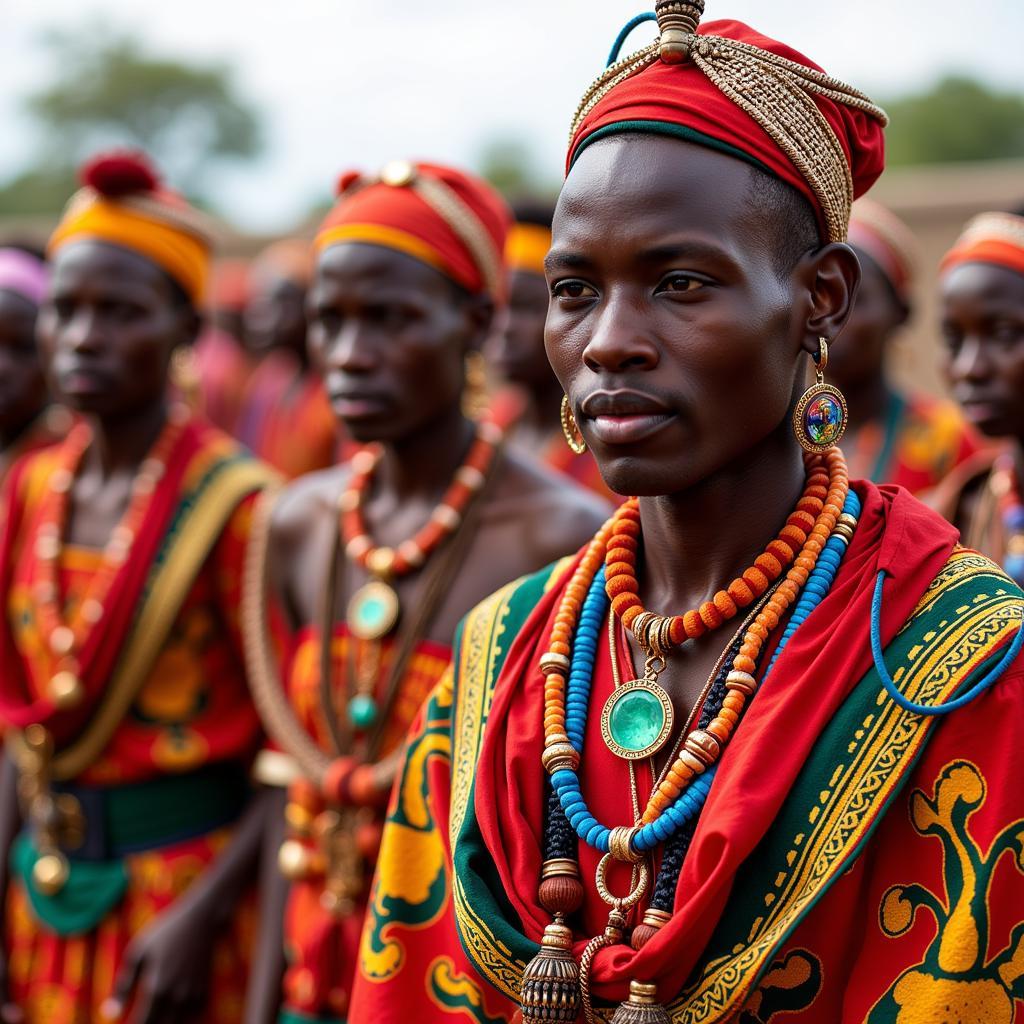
[519, 920, 581, 1023]
[608, 981, 672, 1024]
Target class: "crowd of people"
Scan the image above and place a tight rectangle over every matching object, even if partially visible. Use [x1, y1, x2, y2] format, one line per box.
[0, 3, 1021, 1023]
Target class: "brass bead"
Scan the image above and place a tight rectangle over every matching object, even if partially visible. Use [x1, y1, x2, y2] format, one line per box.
[366, 546, 396, 578]
[541, 741, 580, 774]
[33, 851, 69, 896]
[685, 729, 720, 766]
[725, 670, 757, 696]
[47, 670, 84, 710]
[539, 652, 571, 677]
[278, 839, 313, 880]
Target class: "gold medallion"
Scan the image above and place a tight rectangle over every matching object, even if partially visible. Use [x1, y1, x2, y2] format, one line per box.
[346, 580, 400, 641]
[600, 679, 674, 760]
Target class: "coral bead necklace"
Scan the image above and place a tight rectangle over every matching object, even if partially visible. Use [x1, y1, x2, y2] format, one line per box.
[540, 447, 850, 852]
[28, 405, 189, 712]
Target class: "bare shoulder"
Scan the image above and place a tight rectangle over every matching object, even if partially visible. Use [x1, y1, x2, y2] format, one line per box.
[269, 465, 350, 555]
[485, 448, 614, 561]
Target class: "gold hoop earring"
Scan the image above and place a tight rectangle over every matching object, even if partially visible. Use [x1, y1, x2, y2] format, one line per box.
[461, 351, 490, 420]
[792, 338, 847, 453]
[170, 345, 200, 406]
[560, 394, 586, 454]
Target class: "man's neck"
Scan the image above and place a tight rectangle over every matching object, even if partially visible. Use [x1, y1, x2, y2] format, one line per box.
[81, 400, 170, 481]
[375, 408, 477, 505]
[637, 423, 809, 614]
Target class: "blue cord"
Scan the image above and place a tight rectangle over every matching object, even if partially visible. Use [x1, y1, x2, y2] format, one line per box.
[870, 569, 1024, 716]
[553, 497, 857, 855]
[607, 11, 657, 67]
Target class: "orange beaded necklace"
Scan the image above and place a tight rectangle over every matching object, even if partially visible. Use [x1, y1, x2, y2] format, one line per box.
[340, 419, 503, 642]
[29, 405, 190, 712]
[540, 448, 850, 808]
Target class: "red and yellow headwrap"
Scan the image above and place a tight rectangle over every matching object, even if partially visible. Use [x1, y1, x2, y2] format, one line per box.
[314, 160, 511, 299]
[848, 198, 917, 306]
[506, 223, 552, 278]
[568, 3, 888, 243]
[941, 212, 1024, 280]
[48, 152, 215, 307]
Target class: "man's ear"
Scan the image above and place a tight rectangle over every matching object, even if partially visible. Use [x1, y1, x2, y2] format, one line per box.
[796, 241, 861, 356]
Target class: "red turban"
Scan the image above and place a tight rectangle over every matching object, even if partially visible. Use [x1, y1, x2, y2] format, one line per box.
[315, 161, 511, 299]
[568, 18, 887, 243]
[941, 212, 1024, 280]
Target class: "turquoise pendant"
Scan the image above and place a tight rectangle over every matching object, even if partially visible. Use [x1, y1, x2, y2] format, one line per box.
[793, 383, 848, 453]
[347, 580, 400, 640]
[348, 693, 379, 730]
[600, 680, 674, 760]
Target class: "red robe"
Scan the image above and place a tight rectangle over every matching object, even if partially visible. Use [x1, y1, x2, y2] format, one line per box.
[350, 483, 1024, 1022]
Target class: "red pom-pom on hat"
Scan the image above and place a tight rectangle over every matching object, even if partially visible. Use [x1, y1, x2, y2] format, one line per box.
[335, 170, 364, 197]
[81, 151, 160, 198]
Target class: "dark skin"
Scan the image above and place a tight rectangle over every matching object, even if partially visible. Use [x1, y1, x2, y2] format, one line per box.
[244, 271, 310, 366]
[941, 260, 1024, 525]
[828, 245, 909, 437]
[546, 135, 859, 725]
[0, 240, 275, 1024]
[486, 268, 565, 449]
[0, 289, 48, 463]
[248, 241, 609, 1024]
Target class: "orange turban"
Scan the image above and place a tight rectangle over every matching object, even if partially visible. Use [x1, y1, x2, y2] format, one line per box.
[568, 6, 888, 243]
[848, 198, 917, 305]
[941, 212, 1024, 280]
[48, 152, 215, 307]
[315, 160, 511, 299]
[505, 223, 552, 277]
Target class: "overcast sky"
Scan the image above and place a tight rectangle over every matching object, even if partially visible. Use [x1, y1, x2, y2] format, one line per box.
[4, 0, 1023, 232]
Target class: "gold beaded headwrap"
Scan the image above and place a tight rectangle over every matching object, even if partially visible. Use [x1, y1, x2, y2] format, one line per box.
[569, 1, 889, 243]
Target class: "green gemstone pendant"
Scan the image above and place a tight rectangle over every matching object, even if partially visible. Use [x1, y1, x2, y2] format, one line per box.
[347, 580, 400, 640]
[601, 679, 674, 760]
[348, 693, 379, 730]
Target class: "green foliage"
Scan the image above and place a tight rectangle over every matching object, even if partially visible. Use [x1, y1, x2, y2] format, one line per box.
[0, 25, 262, 215]
[884, 75, 1024, 166]
[477, 137, 557, 201]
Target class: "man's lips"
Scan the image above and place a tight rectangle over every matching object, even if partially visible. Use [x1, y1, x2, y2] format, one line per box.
[55, 365, 112, 395]
[578, 389, 676, 446]
[329, 392, 391, 419]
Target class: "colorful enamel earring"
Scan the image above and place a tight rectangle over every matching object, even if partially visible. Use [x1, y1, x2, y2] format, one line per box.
[792, 338, 847, 453]
[560, 394, 587, 454]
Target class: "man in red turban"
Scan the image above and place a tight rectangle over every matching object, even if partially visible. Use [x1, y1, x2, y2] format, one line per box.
[241, 159, 609, 1024]
[351, 6, 1024, 1023]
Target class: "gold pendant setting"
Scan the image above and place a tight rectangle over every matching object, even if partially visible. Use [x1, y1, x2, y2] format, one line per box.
[346, 580, 400, 641]
[600, 678, 674, 760]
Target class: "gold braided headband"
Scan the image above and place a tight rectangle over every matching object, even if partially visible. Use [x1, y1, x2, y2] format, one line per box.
[570, 0, 888, 243]
[342, 160, 503, 297]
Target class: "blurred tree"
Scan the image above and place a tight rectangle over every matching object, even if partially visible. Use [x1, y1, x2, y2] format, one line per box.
[884, 76, 1024, 166]
[0, 25, 262, 215]
[478, 137, 556, 200]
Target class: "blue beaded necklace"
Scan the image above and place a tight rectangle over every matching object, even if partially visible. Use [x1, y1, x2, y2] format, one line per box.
[551, 491, 862, 859]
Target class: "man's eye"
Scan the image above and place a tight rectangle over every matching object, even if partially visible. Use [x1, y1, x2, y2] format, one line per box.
[551, 280, 596, 299]
[658, 273, 704, 294]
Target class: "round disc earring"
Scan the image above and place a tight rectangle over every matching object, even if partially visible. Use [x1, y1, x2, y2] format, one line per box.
[792, 338, 847, 454]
